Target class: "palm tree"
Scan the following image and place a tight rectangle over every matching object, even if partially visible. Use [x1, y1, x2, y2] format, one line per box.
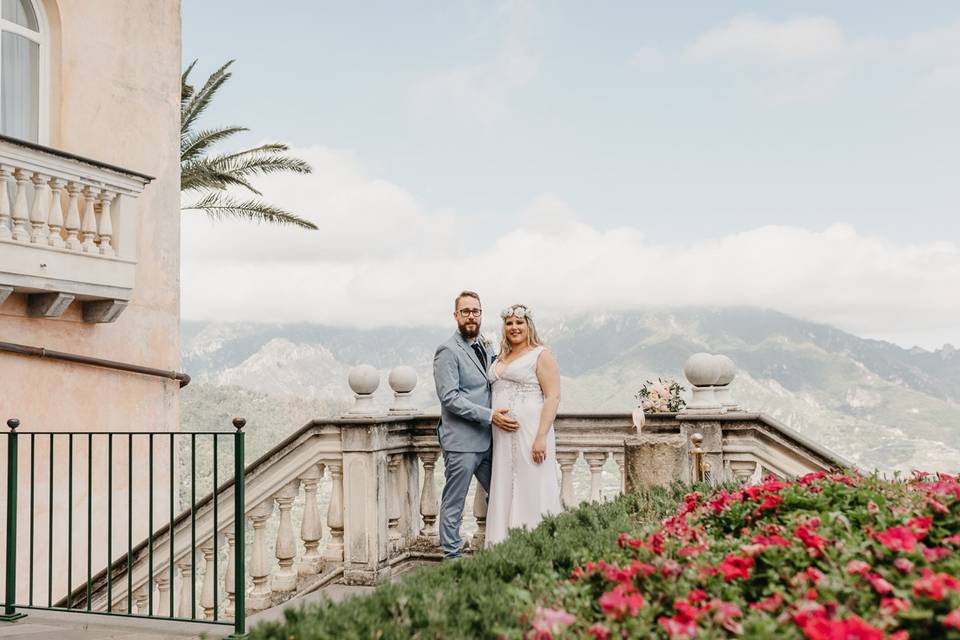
[181, 60, 317, 230]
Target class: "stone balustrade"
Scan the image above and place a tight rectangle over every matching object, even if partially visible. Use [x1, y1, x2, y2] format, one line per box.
[0, 135, 151, 321]
[79, 355, 849, 618]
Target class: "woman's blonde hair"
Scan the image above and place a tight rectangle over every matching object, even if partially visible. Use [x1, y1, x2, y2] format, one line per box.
[499, 304, 543, 357]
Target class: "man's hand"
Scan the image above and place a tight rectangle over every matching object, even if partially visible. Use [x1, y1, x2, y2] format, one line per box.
[492, 408, 519, 432]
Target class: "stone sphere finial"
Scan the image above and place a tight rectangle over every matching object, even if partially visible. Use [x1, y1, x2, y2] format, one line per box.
[388, 365, 420, 415]
[680, 353, 724, 414]
[715, 355, 736, 386]
[683, 353, 723, 387]
[348, 365, 380, 396]
[345, 364, 381, 417]
[388, 366, 417, 395]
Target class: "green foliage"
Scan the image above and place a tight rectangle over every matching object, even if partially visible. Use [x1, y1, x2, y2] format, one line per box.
[180, 60, 317, 230]
[247, 485, 691, 640]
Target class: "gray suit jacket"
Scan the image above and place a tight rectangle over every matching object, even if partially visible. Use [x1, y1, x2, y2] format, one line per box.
[433, 332, 494, 453]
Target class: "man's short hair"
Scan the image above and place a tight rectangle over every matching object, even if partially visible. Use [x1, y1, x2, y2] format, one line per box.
[454, 290, 481, 310]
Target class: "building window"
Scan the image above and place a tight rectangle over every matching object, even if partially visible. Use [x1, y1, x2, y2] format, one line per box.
[1, 0, 43, 143]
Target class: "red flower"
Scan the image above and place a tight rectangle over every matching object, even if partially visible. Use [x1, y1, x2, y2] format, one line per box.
[846, 560, 871, 575]
[880, 597, 911, 615]
[687, 589, 709, 604]
[944, 608, 960, 630]
[718, 554, 755, 582]
[913, 569, 960, 601]
[906, 516, 932, 537]
[943, 533, 960, 546]
[795, 520, 828, 555]
[617, 532, 644, 549]
[798, 615, 884, 640]
[805, 566, 827, 586]
[753, 533, 791, 548]
[751, 593, 784, 612]
[598, 586, 644, 619]
[798, 471, 827, 485]
[876, 525, 919, 553]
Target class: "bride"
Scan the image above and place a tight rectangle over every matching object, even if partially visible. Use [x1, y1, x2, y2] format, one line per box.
[485, 304, 563, 547]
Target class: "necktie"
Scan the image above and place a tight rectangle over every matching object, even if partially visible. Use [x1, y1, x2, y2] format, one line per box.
[471, 342, 486, 367]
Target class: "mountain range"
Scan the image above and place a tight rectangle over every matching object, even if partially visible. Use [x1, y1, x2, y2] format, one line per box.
[180, 308, 960, 474]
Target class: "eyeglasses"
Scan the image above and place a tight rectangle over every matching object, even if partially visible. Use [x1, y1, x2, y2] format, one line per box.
[457, 308, 482, 318]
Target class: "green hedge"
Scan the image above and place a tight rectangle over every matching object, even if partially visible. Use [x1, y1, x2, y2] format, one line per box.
[248, 486, 689, 640]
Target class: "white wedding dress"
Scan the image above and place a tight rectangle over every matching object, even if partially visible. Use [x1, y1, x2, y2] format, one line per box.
[485, 346, 562, 547]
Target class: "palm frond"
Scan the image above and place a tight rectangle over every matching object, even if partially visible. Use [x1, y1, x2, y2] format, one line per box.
[181, 60, 235, 137]
[183, 192, 318, 230]
[181, 60, 197, 109]
[180, 161, 261, 195]
[180, 125, 248, 163]
[199, 150, 313, 181]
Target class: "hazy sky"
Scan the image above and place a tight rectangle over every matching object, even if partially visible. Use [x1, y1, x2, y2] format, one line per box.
[181, 2, 960, 349]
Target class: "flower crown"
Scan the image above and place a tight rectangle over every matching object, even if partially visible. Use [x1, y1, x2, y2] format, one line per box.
[500, 304, 532, 320]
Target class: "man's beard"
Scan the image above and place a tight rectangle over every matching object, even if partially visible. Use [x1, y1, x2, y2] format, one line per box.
[459, 323, 480, 339]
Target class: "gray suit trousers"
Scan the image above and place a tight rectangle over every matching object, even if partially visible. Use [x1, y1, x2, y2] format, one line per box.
[439, 447, 492, 559]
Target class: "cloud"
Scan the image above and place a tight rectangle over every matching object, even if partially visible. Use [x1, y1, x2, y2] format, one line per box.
[182, 146, 960, 350]
[686, 15, 846, 64]
[897, 20, 960, 85]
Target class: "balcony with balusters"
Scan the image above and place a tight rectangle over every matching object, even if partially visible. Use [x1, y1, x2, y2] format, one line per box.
[0, 135, 152, 322]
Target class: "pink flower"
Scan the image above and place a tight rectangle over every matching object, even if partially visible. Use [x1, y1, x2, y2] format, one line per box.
[921, 546, 950, 563]
[893, 558, 914, 573]
[944, 608, 960, 630]
[586, 623, 611, 639]
[846, 560, 871, 575]
[659, 614, 698, 638]
[750, 593, 784, 612]
[880, 597, 911, 615]
[865, 572, 894, 595]
[529, 607, 575, 639]
[598, 586, 644, 619]
[712, 601, 743, 634]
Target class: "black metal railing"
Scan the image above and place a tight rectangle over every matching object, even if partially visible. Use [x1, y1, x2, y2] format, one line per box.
[1, 418, 247, 638]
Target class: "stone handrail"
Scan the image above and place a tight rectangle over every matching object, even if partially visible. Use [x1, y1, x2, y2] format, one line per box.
[0, 135, 152, 321]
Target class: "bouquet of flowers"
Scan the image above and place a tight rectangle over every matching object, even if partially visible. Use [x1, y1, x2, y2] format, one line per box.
[635, 377, 686, 412]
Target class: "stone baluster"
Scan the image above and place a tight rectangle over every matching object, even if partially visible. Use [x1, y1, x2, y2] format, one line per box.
[471, 484, 488, 550]
[417, 450, 439, 543]
[729, 460, 759, 484]
[29, 172, 50, 243]
[199, 537, 217, 620]
[584, 451, 608, 503]
[133, 585, 150, 616]
[176, 554, 195, 619]
[613, 450, 625, 495]
[223, 531, 236, 619]
[387, 455, 402, 553]
[247, 499, 275, 611]
[323, 460, 344, 562]
[133, 585, 149, 616]
[97, 190, 116, 255]
[47, 178, 65, 247]
[0, 165, 12, 239]
[64, 181, 82, 250]
[556, 450, 578, 509]
[272, 480, 301, 594]
[80, 185, 99, 253]
[112, 599, 127, 614]
[155, 572, 170, 618]
[299, 465, 325, 577]
[11, 168, 31, 241]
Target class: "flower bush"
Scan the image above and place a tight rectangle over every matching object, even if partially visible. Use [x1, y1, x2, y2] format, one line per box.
[524, 472, 960, 639]
[636, 378, 686, 413]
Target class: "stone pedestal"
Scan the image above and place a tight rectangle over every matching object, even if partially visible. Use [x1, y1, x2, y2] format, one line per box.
[341, 423, 392, 585]
[624, 435, 689, 491]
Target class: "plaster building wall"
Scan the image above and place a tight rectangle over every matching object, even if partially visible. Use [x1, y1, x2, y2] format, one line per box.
[0, 0, 183, 605]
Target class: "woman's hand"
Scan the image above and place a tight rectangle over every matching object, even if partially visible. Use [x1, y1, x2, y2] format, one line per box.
[531, 435, 547, 464]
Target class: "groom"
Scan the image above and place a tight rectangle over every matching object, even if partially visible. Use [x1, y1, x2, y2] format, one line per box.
[433, 290, 518, 559]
